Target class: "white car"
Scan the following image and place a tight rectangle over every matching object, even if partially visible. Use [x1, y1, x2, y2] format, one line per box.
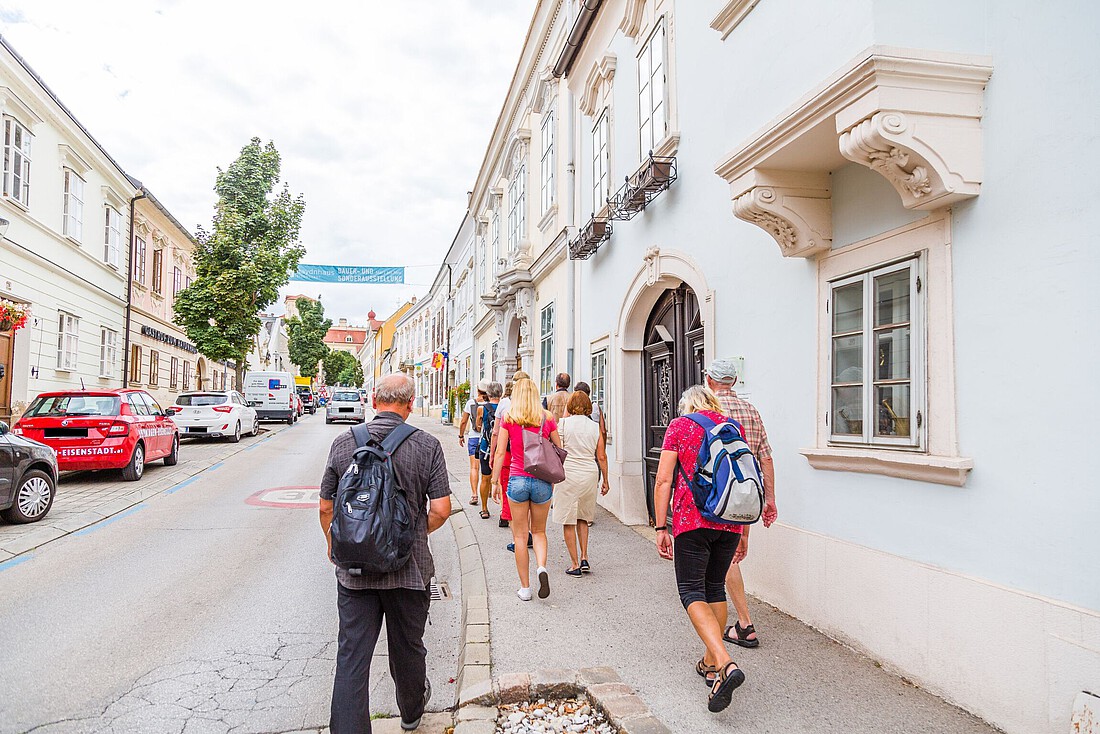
[326, 389, 366, 424]
[168, 391, 259, 443]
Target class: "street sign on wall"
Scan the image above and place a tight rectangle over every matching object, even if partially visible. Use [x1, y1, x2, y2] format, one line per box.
[290, 264, 405, 284]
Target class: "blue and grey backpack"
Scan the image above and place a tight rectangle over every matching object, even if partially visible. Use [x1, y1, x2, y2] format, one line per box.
[676, 413, 764, 525]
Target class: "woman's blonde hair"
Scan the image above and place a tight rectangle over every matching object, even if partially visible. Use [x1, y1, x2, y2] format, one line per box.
[506, 378, 547, 426]
[678, 384, 722, 416]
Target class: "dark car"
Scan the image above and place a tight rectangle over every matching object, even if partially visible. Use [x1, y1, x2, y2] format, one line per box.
[0, 420, 59, 523]
[296, 386, 317, 415]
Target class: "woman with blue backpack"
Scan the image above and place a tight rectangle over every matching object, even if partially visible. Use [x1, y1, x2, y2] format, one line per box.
[652, 384, 763, 714]
[474, 382, 503, 519]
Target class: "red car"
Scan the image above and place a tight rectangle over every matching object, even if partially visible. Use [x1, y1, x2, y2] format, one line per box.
[12, 389, 179, 481]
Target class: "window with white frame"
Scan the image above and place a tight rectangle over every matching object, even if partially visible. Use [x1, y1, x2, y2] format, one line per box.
[592, 110, 610, 215]
[540, 107, 555, 214]
[479, 236, 487, 294]
[491, 341, 499, 379]
[104, 207, 121, 267]
[491, 208, 501, 276]
[134, 237, 147, 284]
[479, 350, 485, 380]
[540, 304, 555, 394]
[63, 169, 85, 241]
[57, 312, 79, 371]
[100, 328, 118, 378]
[638, 19, 668, 158]
[829, 257, 922, 447]
[3, 117, 32, 207]
[591, 348, 607, 426]
[508, 164, 526, 252]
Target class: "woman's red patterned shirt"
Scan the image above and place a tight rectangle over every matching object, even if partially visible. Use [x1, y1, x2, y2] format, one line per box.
[661, 409, 745, 537]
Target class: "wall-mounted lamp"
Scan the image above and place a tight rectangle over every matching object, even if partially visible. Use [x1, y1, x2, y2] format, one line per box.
[0, 217, 9, 238]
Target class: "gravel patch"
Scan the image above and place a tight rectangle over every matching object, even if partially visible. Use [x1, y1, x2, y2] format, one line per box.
[496, 697, 614, 733]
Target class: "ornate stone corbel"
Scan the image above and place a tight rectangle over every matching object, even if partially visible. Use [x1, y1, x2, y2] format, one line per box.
[531, 68, 558, 115]
[838, 110, 982, 210]
[729, 171, 831, 258]
[643, 247, 661, 286]
[619, 0, 645, 38]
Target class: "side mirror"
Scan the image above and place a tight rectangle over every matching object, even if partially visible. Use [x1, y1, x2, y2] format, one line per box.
[165, 407, 181, 416]
[0, 421, 8, 436]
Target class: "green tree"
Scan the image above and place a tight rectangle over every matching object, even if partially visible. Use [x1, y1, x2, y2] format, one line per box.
[174, 138, 306, 386]
[323, 350, 363, 386]
[286, 298, 331, 379]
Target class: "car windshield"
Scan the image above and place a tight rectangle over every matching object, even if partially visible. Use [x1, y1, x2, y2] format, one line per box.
[333, 392, 360, 402]
[296, 387, 312, 395]
[176, 394, 227, 406]
[24, 395, 121, 417]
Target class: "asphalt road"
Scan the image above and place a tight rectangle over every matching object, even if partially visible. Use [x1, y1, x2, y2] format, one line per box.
[0, 412, 461, 734]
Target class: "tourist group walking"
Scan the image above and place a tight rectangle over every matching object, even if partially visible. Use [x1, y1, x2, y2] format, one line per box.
[318, 359, 777, 726]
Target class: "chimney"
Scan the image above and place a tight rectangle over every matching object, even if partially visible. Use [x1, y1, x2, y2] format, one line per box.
[338, 318, 348, 327]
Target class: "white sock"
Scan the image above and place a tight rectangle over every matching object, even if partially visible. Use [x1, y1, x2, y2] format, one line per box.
[517, 587, 532, 601]
[537, 566, 548, 575]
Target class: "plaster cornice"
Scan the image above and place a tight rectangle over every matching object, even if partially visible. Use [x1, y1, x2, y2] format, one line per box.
[710, 0, 762, 41]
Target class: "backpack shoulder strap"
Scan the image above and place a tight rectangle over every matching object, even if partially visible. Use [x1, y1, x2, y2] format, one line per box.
[684, 412, 717, 432]
[380, 422, 418, 454]
[350, 422, 373, 449]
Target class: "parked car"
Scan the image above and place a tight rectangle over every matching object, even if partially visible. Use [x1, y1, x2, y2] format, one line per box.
[0, 420, 58, 523]
[293, 393, 304, 417]
[296, 386, 317, 415]
[12, 389, 179, 481]
[168, 391, 258, 443]
[243, 371, 296, 425]
[326, 389, 365, 424]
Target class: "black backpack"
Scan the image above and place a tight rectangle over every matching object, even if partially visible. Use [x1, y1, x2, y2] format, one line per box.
[330, 421, 418, 574]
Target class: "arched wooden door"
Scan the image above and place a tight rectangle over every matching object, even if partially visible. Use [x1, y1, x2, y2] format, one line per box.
[642, 283, 704, 524]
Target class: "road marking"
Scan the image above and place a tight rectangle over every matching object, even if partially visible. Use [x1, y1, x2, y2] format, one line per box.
[73, 503, 147, 536]
[245, 486, 321, 509]
[0, 553, 34, 573]
[165, 476, 200, 495]
[208, 462, 224, 471]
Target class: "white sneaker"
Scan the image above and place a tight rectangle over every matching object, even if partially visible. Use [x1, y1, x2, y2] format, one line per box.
[517, 587, 533, 601]
[537, 567, 550, 599]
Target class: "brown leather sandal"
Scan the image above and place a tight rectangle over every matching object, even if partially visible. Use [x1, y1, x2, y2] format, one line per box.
[695, 658, 718, 686]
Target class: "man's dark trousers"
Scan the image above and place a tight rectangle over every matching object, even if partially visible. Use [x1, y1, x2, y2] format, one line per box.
[330, 583, 430, 733]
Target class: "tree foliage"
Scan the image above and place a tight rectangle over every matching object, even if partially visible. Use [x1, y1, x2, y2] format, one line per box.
[323, 350, 363, 387]
[286, 298, 331, 379]
[174, 138, 306, 382]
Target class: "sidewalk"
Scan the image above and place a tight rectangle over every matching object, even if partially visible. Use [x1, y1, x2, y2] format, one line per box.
[412, 416, 1000, 733]
[0, 420, 295, 564]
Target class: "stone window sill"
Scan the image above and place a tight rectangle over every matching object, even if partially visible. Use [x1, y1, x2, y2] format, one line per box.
[800, 446, 973, 487]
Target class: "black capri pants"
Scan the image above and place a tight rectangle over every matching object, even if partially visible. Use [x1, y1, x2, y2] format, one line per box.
[673, 527, 742, 609]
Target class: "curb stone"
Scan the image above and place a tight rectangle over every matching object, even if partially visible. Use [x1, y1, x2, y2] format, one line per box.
[448, 491, 493, 709]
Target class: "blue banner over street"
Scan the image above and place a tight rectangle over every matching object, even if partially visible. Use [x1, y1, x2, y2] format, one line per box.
[290, 264, 405, 284]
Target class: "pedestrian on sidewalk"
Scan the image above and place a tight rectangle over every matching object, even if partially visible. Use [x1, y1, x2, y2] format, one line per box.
[493, 370, 532, 537]
[555, 390, 609, 576]
[475, 381, 502, 519]
[571, 381, 607, 441]
[543, 372, 571, 420]
[459, 382, 489, 506]
[703, 358, 778, 649]
[318, 373, 452, 733]
[492, 376, 562, 600]
[652, 384, 746, 713]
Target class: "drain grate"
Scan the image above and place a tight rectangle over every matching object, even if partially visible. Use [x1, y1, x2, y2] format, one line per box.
[429, 580, 451, 601]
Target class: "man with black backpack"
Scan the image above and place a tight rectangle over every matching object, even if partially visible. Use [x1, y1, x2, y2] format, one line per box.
[319, 373, 452, 733]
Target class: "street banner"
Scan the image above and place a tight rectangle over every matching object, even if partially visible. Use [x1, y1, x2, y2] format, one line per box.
[290, 264, 405, 284]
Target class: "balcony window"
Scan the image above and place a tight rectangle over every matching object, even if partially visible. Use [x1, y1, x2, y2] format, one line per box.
[638, 19, 668, 159]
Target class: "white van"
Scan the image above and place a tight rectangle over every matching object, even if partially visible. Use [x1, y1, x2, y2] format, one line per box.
[243, 371, 296, 424]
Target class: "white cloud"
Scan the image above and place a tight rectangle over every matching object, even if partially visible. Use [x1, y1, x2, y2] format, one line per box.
[0, 0, 534, 324]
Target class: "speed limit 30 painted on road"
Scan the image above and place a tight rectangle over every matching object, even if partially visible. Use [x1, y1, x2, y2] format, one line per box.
[245, 486, 320, 508]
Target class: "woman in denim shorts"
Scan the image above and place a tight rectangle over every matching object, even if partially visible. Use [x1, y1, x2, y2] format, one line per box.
[491, 377, 562, 601]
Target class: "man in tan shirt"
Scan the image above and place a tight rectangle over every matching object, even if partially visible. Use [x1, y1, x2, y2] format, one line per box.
[544, 372, 571, 420]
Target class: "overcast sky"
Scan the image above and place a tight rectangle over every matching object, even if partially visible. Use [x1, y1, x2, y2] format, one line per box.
[0, 0, 534, 325]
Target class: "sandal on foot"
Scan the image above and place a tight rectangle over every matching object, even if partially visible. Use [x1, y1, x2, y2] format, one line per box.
[479, 510, 491, 519]
[565, 567, 583, 577]
[580, 559, 591, 573]
[723, 622, 760, 648]
[469, 497, 479, 505]
[695, 659, 718, 686]
[707, 662, 745, 713]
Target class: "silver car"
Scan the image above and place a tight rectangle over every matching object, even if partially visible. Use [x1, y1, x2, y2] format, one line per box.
[326, 390, 365, 424]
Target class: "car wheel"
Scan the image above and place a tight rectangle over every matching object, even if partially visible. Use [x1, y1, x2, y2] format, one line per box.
[0, 469, 55, 524]
[163, 435, 180, 466]
[287, 413, 295, 425]
[251, 417, 259, 436]
[121, 442, 145, 481]
[326, 418, 333, 424]
[229, 422, 241, 443]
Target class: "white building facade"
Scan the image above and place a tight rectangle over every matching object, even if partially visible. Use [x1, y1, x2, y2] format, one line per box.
[436, 1, 1100, 732]
[0, 37, 138, 422]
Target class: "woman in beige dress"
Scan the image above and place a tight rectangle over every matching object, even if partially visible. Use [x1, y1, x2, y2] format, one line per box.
[554, 391, 609, 576]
